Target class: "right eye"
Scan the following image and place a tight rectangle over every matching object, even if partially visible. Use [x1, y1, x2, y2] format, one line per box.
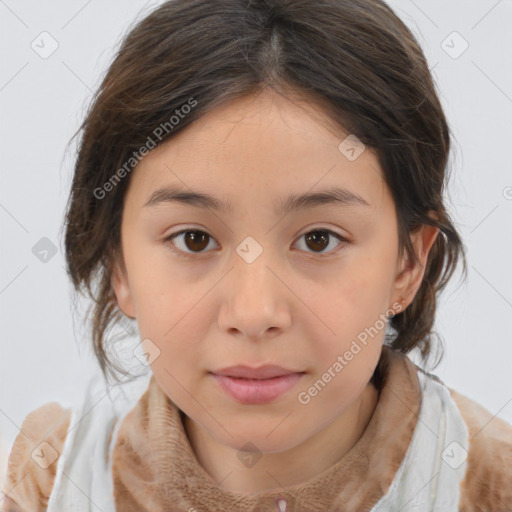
[164, 229, 219, 256]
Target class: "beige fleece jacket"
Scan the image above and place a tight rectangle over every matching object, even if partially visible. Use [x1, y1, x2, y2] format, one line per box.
[2, 347, 512, 511]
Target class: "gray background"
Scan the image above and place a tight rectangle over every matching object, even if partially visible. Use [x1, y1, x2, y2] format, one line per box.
[1, 0, 511, 493]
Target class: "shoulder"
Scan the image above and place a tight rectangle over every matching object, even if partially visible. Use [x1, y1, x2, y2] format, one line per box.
[2, 402, 71, 512]
[448, 387, 512, 512]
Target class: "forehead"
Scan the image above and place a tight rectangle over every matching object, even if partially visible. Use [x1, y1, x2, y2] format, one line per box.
[125, 88, 390, 214]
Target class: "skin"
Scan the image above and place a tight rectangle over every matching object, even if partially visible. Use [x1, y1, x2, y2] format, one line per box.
[111, 86, 439, 495]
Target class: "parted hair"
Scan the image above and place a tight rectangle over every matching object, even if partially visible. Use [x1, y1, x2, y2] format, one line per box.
[62, 0, 467, 386]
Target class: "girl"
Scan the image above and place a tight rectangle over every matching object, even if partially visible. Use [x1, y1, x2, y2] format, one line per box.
[3, 0, 512, 511]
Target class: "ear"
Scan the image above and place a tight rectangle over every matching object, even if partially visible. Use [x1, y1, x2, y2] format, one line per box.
[392, 215, 440, 310]
[111, 255, 137, 320]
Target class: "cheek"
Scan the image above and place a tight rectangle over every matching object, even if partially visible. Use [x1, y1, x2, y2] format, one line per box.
[341, 239, 397, 313]
[134, 287, 212, 380]
[296, 340, 381, 422]
[302, 261, 391, 337]
[297, 252, 393, 375]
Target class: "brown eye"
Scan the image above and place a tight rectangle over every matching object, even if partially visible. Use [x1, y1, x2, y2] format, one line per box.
[165, 229, 217, 254]
[295, 229, 347, 256]
[164, 228, 347, 258]
[305, 231, 329, 252]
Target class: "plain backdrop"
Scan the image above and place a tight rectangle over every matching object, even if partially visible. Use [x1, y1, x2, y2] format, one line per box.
[1, 0, 512, 493]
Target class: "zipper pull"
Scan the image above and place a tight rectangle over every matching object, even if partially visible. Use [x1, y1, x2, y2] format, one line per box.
[276, 498, 287, 511]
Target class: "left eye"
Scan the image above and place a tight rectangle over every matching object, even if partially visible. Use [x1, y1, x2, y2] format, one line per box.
[164, 228, 347, 257]
[294, 229, 347, 256]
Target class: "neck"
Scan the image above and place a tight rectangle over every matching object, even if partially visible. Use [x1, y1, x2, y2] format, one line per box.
[182, 382, 379, 495]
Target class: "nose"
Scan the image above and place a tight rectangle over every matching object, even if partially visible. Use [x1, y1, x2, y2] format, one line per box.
[217, 250, 292, 342]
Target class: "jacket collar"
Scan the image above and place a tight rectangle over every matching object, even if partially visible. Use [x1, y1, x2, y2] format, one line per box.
[112, 346, 421, 512]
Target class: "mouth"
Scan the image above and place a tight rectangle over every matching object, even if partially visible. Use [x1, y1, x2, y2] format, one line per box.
[212, 364, 304, 379]
[210, 366, 306, 405]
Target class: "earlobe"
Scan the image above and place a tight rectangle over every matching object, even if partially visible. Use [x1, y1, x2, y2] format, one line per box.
[111, 260, 137, 320]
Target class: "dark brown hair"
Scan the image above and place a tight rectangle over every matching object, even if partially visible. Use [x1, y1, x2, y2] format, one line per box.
[62, 0, 467, 387]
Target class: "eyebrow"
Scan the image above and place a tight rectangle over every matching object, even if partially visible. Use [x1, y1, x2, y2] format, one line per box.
[143, 185, 371, 215]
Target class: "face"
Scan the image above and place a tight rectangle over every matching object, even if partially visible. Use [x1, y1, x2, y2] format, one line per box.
[111, 87, 437, 454]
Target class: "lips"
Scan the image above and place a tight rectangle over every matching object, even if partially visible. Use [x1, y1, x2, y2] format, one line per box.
[210, 364, 306, 404]
[211, 373, 304, 404]
[212, 364, 302, 379]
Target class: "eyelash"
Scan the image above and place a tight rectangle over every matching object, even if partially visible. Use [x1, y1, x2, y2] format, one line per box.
[163, 228, 348, 258]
